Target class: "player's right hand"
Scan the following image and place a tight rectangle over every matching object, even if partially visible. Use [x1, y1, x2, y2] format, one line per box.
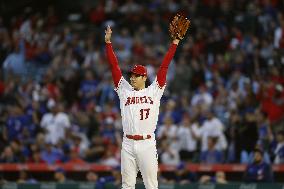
[105, 25, 112, 43]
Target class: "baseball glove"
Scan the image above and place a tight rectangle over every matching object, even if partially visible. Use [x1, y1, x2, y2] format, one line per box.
[169, 14, 190, 40]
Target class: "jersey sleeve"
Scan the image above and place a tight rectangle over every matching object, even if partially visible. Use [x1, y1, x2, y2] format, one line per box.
[156, 43, 177, 88]
[148, 77, 166, 100]
[105, 43, 122, 88]
[115, 76, 133, 97]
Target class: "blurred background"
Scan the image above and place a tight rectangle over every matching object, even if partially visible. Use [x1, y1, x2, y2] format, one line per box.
[0, 0, 284, 188]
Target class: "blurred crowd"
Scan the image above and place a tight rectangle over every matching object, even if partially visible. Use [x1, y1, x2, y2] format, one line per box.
[0, 0, 284, 182]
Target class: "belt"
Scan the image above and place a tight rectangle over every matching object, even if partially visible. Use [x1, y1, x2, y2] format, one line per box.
[126, 134, 151, 140]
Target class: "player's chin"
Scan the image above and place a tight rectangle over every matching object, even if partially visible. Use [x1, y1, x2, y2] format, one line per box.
[131, 82, 136, 88]
[131, 84, 139, 90]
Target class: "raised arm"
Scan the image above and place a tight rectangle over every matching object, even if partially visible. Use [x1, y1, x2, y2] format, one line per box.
[157, 14, 190, 88]
[156, 39, 179, 88]
[105, 26, 122, 88]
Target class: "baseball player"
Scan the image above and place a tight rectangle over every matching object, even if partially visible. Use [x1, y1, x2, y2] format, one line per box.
[104, 15, 189, 189]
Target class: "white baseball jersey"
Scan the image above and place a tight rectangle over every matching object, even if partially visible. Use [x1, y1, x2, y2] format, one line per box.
[115, 76, 165, 135]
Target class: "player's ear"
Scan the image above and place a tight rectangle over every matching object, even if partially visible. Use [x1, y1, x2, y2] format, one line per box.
[142, 76, 147, 82]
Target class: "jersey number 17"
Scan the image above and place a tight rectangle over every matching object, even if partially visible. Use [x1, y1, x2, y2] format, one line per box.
[140, 108, 150, 120]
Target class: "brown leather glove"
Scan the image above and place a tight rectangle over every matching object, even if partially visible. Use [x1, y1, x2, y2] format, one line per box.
[169, 14, 190, 40]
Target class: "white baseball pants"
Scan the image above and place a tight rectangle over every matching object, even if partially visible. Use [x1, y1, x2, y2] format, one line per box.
[121, 137, 158, 189]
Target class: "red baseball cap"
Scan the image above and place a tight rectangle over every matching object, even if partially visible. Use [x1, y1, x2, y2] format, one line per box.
[130, 64, 147, 76]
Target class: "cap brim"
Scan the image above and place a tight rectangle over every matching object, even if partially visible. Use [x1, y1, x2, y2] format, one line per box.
[129, 71, 146, 76]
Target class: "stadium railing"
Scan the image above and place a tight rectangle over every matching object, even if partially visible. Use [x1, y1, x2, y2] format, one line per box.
[1, 163, 284, 172]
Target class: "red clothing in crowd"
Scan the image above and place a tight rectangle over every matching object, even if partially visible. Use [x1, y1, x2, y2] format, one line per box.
[257, 83, 284, 123]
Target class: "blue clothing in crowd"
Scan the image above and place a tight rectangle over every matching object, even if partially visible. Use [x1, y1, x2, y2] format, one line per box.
[6, 115, 29, 141]
[200, 150, 224, 164]
[95, 176, 116, 189]
[80, 80, 99, 107]
[40, 148, 63, 164]
[243, 162, 273, 182]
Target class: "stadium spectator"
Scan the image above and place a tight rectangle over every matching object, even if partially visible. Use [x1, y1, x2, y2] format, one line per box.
[27, 149, 45, 163]
[159, 99, 184, 124]
[40, 143, 63, 164]
[174, 162, 198, 184]
[54, 168, 73, 183]
[100, 150, 120, 167]
[255, 110, 273, 152]
[17, 170, 37, 183]
[159, 139, 180, 166]
[2, 38, 26, 78]
[169, 55, 192, 95]
[157, 116, 177, 141]
[78, 70, 99, 109]
[198, 110, 227, 152]
[176, 114, 200, 162]
[191, 85, 213, 109]
[86, 171, 98, 182]
[200, 136, 224, 164]
[4, 104, 29, 142]
[274, 130, 284, 164]
[240, 110, 259, 163]
[100, 117, 117, 144]
[40, 99, 71, 145]
[243, 148, 274, 183]
[84, 135, 105, 162]
[242, 143, 271, 164]
[0, 146, 18, 163]
[199, 171, 228, 184]
[257, 82, 284, 126]
[86, 168, 121, 189]
[66, 148, 86, 164]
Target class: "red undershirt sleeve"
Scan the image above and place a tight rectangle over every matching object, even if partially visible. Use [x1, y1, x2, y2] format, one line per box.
[105, 43, 122, 88]
[157, 43, 177, 88]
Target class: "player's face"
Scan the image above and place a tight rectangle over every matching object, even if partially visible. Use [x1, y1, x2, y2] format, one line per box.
[130, 74, 147, 90]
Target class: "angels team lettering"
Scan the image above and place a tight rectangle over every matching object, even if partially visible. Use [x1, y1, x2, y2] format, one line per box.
[124, 96, 154, 106]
